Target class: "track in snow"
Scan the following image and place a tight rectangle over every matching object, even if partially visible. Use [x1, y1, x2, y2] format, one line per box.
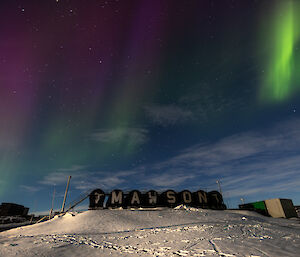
[0, 208, 299, 257]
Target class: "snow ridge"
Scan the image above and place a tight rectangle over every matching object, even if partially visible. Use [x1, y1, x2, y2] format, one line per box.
[0, 208, 299, 256]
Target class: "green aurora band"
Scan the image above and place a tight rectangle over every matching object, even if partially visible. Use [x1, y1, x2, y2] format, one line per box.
[260, 1, 300, 103]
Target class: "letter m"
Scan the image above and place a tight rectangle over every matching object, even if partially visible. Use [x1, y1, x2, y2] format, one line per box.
[111, 191, 122, 204]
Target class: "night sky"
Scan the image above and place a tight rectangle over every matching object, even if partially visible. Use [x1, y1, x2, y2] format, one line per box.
[1, 0, 300, 213]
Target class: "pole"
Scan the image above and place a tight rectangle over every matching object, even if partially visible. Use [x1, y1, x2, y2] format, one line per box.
[65, 193, 90, 213]
[61, 176, 71, 213]
[49, 186, 56, 219]
[216, 180, 222, 195]
[51, 186, 56, 210]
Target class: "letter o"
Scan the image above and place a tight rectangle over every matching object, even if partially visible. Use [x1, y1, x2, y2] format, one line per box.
[179, 190, 192, 205]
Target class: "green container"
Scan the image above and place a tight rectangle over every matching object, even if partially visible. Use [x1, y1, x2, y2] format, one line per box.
[239, 201, 269, 216]
[252, 201, 267, 211]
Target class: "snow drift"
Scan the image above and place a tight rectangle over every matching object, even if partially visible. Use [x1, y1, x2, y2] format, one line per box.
[0, 206, 299, 256]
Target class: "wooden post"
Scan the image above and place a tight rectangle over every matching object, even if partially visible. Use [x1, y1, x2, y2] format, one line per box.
[49, 187, 56, 219]
[49, 209, 53, 220]
[216, 180, 222, 195]
[61, 176, 71, 213]
[51, 186, 56, 210]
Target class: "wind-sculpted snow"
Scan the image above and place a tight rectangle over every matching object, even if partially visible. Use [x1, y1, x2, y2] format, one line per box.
[0, 207, 299, 256]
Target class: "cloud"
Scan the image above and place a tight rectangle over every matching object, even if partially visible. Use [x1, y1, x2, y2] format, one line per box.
[39, 166, 138, 193]
[57, 165, 87, 172]
[144, 85, 246, 127]
[38, 165, 88, 186]
[73, 170, 138, 191]
[146, 173, 195, 187]
[19, 185, 41, 193]
[39, 171, 86, 186]
[74, 176, 125, 191]
[223, 175, 300, 198]
[155, 119, 300, 172]
[178, 86, 245, 121]
[38, 118, 300, 205]
[144, 105, 193, 126]
[90, 127, 148, 145]
[148, 118, 300, 199]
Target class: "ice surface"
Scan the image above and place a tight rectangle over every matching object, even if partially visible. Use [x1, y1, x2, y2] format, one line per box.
[0, 207, 299, 256]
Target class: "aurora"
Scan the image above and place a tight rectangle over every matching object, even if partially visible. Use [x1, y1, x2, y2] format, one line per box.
[260, 1, 300, 103]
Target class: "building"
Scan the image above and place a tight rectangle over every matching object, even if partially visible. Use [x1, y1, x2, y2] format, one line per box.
[0, 203, 29, 217]
[239, 198, 298, 219]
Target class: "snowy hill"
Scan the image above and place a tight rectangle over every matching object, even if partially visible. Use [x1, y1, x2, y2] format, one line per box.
[0, 206, 299, 256]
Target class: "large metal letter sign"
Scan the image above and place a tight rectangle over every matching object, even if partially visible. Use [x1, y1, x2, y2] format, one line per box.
[143, 190, 158, 207]
[89, 188, 226, 210]
[89, 189, 105, 209]
[193, 190, 208, 208]
[161, 190, 177, 208]
[208, 190, 225, 209]
[125, 190, 142, 207]
[179, 190, 192, 205]
[107, 190, 123, 208]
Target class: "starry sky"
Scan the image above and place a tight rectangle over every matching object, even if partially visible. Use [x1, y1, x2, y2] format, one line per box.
[1, 0, 300, 213]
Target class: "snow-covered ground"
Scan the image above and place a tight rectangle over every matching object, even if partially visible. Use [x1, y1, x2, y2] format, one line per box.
[0, 206, 299, 257]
